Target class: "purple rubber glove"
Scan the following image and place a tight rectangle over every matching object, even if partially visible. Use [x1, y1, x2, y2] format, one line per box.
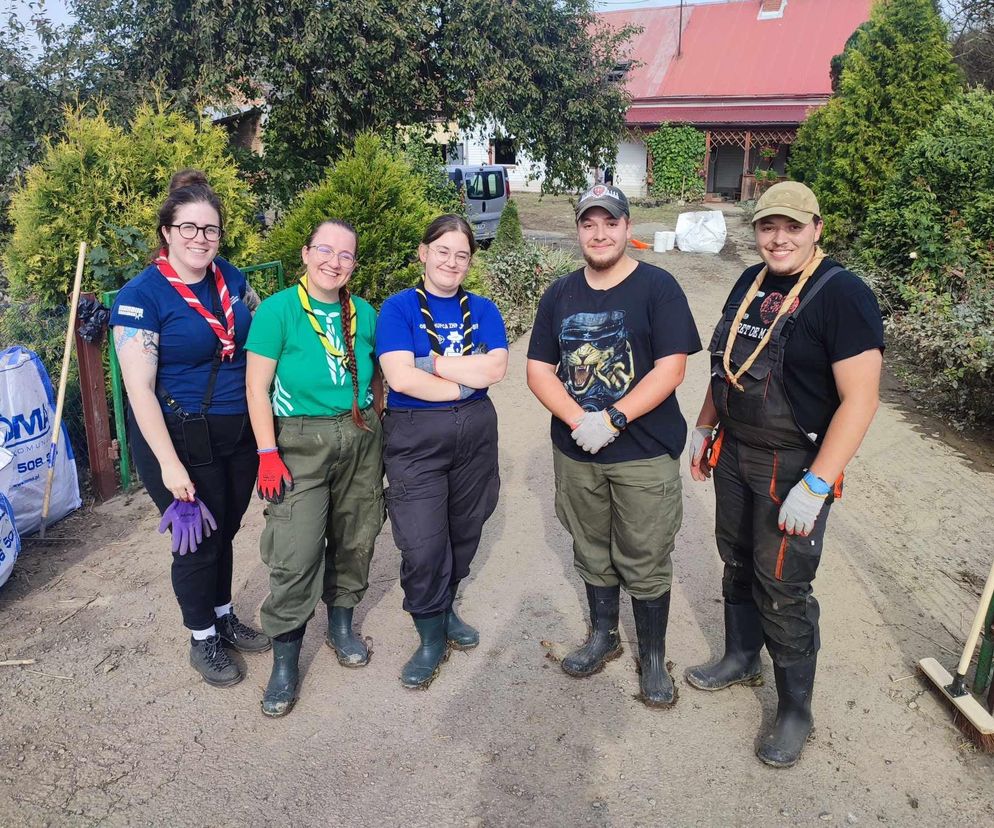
[198, 499, 217, 538]
[159, 499, 205, 555]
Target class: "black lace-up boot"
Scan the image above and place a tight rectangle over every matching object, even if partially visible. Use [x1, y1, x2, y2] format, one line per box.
[189, 634, 242, 687]
[217, 611, 272, 654]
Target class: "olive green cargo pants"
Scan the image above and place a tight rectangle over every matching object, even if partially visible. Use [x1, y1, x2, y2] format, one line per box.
[259, 408, 385, 638]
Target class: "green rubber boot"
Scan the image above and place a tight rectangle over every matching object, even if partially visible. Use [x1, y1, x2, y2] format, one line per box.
[326, 605, 369, 667]
[400, 614, 448, 689]
[261, 638, 302, 718]
[446, 583, 479, 650]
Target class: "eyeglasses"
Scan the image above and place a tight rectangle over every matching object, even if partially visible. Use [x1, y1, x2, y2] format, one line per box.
[427, 245, 471, 267]
[167, 222, 223, 242]
[308, 245, 357, 266]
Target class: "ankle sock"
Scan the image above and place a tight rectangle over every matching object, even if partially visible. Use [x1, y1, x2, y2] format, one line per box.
[191, 625, 217, 641]
[214, 603, 233, 619]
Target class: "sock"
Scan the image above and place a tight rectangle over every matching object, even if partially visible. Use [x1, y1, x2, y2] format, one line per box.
[191, 625, 217, 641]
[214, 603, 233, 619]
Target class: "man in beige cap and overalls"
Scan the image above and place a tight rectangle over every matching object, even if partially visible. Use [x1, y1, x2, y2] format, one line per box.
[684, 181, 884, 767]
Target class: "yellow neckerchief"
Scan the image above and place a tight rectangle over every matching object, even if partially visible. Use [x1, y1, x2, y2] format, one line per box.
[297, 275, 357, 363]
[723, 247, 827, 391]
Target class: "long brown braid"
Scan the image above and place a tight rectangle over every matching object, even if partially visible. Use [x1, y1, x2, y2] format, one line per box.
[307, 219, 370, 432]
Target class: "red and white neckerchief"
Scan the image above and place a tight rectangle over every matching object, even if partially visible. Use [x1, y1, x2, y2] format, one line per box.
[154, 249, 236, 361]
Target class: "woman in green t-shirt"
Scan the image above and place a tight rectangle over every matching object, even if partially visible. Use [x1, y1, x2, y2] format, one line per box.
[245, 219, 385, 718]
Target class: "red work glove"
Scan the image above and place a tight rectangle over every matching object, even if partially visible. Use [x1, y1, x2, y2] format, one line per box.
[256, 448, 293, 504]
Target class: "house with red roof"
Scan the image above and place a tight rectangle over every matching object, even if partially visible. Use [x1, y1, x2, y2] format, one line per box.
[599, 0, 872, 198]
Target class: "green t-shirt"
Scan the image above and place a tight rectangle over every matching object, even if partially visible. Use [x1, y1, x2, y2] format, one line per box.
[245, 286, 377, 417]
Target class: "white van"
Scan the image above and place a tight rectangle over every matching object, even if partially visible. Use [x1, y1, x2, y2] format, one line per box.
[445, 164, 510, 243]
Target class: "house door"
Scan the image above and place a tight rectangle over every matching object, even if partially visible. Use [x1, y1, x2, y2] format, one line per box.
[708, 145, 744, 198]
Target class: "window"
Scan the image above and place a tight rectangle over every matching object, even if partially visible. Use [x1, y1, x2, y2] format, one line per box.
[465, 171, 504, 200]
[607, 61, 633, 83]
[492, 138, 517, 166]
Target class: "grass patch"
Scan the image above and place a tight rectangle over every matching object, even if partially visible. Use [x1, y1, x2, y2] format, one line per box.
[513, 192, 683, 238]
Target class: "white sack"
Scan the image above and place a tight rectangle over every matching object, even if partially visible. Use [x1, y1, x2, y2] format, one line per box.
[675, 210, 727, 254]
[0, 492, 19, 589]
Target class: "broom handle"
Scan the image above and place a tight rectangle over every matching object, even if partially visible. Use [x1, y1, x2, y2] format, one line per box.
[40, 242, 87, 528]
[957, 554, 994, 678]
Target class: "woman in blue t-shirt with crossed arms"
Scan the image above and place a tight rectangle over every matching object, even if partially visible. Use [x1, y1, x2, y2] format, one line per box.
[376, 214, 508, 689]
[110, 170, 269, 689]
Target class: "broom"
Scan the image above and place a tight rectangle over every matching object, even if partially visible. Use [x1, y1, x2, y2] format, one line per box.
[919, 552, 994, 751]
[38, 242, 86, 539]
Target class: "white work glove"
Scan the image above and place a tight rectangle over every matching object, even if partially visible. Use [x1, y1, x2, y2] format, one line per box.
[571, 411, 618, 454]
[778, 473, 830, 537]
[688, 425, 716, 481]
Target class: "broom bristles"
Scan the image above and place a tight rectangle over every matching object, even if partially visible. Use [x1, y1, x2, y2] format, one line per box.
[953, 709, 994, 753]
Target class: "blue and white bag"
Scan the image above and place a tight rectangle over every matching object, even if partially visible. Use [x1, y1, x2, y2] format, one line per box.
[0, 492, 19, 589]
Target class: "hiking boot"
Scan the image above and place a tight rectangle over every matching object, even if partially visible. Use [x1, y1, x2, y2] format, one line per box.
[326, 605, 369, 667]
[756, 656, 817, 768]
[190, 634, 242, 687]
[632, 592, 676, 708]
[217, 611, 272, 654]
[446, 583, 479, 650]
[262, 638, 302, 718]
[686, 601, 764, 691]
[400, 614, 448, 689]
[562, 584, 623, 678]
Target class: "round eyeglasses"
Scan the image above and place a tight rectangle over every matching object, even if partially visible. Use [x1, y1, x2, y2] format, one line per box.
[308, 245, 357, 266]
[167, 222, 223, 242]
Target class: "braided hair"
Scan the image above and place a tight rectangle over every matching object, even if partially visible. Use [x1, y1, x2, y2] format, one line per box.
[307, 219, 371, 432]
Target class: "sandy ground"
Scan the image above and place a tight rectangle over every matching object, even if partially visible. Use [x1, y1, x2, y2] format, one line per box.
[2, 207, 994, 827]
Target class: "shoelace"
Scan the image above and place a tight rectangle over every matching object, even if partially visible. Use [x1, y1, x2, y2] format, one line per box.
[204, 635, 234, 669]
[225, 613, 260, 640]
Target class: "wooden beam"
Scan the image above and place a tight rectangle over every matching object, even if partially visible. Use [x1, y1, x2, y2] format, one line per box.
[75, 293, 116, 501]
[703, 129, 712, 193]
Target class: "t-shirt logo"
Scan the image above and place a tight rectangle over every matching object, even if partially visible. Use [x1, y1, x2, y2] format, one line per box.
[557, 310, 634, 411]
[759, 292, 800, 326]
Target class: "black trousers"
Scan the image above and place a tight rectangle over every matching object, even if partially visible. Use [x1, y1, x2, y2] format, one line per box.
[713, 433, 834, 667]
[129, 408, 257, 631]
[383, 397, 500, 617]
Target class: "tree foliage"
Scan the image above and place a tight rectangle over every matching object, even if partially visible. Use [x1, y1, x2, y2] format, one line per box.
[947, 1, 994, 89]
[644, 125, 706, 201]
[3, 103, 261, 308]
[789, 0, 962, 244]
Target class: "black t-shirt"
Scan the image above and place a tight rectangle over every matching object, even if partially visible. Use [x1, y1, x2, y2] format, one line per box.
[719, 258, 884, 442]
[528, 262, 702, 463]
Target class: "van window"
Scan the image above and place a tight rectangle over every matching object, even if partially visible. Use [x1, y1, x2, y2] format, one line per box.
[465, 170, 504, 200]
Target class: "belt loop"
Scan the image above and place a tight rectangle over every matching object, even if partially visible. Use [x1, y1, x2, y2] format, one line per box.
[297, 416, 305, 434]
[407, 409, 414, 424]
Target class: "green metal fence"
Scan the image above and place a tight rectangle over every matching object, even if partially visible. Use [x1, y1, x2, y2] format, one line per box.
[102, 260, 286, 491]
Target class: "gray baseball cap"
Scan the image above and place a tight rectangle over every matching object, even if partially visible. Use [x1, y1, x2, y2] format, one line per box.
[575, 184, 630, 221]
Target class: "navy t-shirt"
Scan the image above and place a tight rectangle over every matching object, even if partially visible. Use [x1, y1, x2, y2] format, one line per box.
[375, 287, 508, 409]
[528, 262, 702, 463]
[718, 258, 884, 442]
[109, 258, 251, 415]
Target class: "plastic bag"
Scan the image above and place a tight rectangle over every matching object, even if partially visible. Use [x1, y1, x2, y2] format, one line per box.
[0, 492, 19, 589]
[0, 346, 81, 535]
[675, 210, 727, 254]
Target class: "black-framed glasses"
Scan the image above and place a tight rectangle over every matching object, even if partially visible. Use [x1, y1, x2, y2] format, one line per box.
[167, 222, 223, 242]
[308, 245, 357, 266]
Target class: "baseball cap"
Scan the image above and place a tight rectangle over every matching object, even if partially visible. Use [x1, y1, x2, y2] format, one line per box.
[575, 184, 630, 221]
[752, 181, 820, 225]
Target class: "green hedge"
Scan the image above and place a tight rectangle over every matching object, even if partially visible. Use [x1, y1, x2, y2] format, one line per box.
[644, 125, 706, 201]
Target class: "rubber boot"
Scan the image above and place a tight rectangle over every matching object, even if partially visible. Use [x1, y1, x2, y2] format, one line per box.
[685, 601, 764, 691]
[261, 638, 302, 718]
[631, 592, 676, 707]
[400, 614, 448, 689]
[326, 605, 369, 667]
[756, 656, 817, 768]
[562, 584, 623, 678]
[446, 582, 479, 650]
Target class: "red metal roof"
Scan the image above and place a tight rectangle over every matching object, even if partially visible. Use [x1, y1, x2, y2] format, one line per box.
[627, 103, 818, 126]
[657, 0, 873, 98]
[596, 6, 688, 100]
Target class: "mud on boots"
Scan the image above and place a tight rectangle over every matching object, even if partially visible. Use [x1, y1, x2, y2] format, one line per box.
[401, 614, 449, 689]
[685, 601, 764, 691]
[262, 631, 303, 718]
[562, 584, 624, 677]
[446, 582, 479, 650]
[756, 656, 816, 767]
[327, 606, 370, 667]
[631, 591, 676, 707]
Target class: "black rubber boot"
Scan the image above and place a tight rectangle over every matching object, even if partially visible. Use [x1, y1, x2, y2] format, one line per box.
[189, 634, 242, 687]
[685, 601, 764, 691]
[400, 614, 448, 689]
[632, 592, 676, 708]
[261, 638, 302, 718]
[446, 582, 479, 650]
[217, 611, 272, 654]
[562, 584, 623, 678]
[756, 656, 817, 768]
[326, 606, 369, 667]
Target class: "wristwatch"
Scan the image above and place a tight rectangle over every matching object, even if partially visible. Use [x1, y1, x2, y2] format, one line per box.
[606, 406, 628, 431]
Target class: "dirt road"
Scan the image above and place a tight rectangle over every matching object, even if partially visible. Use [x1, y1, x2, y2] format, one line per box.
[2, 207, 993, 826]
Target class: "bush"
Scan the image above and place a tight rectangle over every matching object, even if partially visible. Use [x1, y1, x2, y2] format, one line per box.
[789, 0, 962, 245]
[644, 125, 706, 201]
[479, 242, 576, 341]
[260, 133, 434, 306]
[3, 103, 262, 308]
[494, 199, 524, 251]
[860, 88, 994, 422]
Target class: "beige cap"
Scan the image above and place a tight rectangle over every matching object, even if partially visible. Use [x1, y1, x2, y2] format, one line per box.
[753, 181, 821, 224]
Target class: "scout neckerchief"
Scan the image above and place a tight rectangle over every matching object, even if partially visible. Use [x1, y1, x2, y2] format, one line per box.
[722, 246, 827, 391]
[297, 274, 357, 364]
[155, 249, 236, 361]
[416, 280, 474, 355]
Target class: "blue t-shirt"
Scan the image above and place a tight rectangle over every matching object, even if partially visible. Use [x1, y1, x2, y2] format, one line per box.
[375, 287, 508, 409]
[109, 258, 251, 415]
